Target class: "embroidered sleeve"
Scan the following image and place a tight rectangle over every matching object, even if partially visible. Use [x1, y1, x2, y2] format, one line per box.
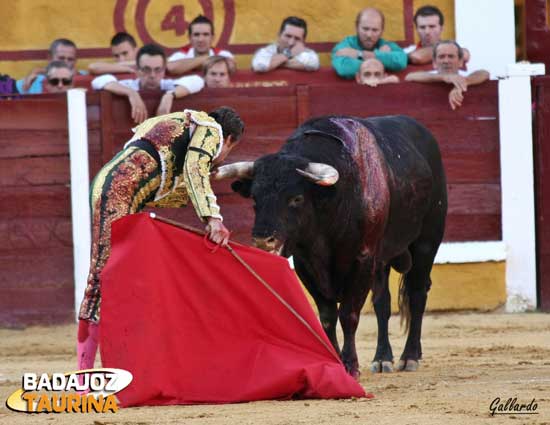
[183, 125, 223, 220]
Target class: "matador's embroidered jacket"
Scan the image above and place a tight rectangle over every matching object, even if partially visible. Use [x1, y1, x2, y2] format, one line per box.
[129, 109, 224, 219]
[79, 109, 224, 323]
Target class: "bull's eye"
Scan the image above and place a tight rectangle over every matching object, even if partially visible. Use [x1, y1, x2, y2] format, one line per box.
[288, 194, 304, 208]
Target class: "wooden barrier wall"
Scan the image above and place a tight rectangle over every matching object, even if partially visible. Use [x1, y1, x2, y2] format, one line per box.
[534, 76, 550, 310]
[0, 78, 502, 325]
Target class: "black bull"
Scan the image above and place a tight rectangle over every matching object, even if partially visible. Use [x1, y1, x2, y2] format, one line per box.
[215, 115, 447, 378]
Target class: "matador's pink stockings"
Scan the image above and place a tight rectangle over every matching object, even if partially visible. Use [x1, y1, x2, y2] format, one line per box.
[77, 319, 99, 371]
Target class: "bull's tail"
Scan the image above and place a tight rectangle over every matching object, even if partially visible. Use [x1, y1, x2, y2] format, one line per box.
[398, 274, 411, 334]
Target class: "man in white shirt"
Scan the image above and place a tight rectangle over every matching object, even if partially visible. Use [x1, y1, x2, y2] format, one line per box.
[252, 16, 320, 73]
[92, 44, 204, 123]
[167, 15, 235, 75]
[405, 40, 489, 110]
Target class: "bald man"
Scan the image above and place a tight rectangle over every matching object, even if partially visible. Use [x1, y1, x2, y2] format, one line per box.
[355, 58, 399, 86]
[332, 8, 407, 79]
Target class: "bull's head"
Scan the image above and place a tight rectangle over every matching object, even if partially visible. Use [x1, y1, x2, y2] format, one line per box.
[214, 155, 339, 256]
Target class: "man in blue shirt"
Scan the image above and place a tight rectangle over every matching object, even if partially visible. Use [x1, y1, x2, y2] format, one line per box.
[17, 38, 83, 94]
[332, 8, 407, 78]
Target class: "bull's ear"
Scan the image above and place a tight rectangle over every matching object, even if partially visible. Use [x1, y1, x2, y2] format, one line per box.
[231, 179, 252, 198]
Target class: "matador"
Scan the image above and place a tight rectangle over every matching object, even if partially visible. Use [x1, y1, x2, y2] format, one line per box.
[77, 107, 244, 371]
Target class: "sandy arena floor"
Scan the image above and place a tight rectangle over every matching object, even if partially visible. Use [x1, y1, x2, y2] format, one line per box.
[1, 312, 549, 425]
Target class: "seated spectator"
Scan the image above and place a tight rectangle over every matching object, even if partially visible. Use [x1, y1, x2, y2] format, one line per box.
[167, 15, 235, 75]
[88, 32, 138, 75]
[251, 16, 320, 73]
[18, 38, 83, 94]
[332, 8, 407, 79]
[14, 61, 74, 95]
[405, 5, 470, 65]
[203, 56, 232, 88]
[42, 61, 75, 93]
[405, 40, 489, 110]
[92, 44, 204, 123]
[355, 58, 399, 86]
[202, 56, 288, 88]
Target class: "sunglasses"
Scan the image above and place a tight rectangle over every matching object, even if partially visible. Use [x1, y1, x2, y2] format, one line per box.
[48, 78, 73, 86]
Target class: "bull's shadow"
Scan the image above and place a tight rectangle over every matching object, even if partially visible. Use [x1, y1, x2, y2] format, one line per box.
[216, 115, 447, 378]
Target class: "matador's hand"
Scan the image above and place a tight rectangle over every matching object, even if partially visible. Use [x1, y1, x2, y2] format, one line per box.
[205, 217, 230, 247]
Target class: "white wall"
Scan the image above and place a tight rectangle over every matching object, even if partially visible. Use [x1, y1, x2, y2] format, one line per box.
[455, 0, 516, 78]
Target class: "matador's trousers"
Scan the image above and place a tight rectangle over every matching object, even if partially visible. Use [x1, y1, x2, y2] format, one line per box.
[79, 143, 161, 323]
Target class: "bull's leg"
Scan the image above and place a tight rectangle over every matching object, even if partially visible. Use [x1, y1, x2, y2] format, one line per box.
[371, 264, 394, 373]
[338, 276, 370, 379]
[316, 298, 340, 355]
[294, 258, 340, 354]
[398, 239, 438, 371]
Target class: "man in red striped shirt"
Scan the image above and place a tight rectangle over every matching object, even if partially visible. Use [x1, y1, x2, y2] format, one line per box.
[405, 5, 470, 65]
[167, 15, 235, 75]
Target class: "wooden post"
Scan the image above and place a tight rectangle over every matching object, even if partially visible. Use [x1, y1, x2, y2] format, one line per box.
[99, 90, 114, 164]
[296, 85, 310, 126]
[534, 76, 550, 310]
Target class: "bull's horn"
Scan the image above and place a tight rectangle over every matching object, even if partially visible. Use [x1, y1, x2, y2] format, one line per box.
[296, 163, 339, 186]
[213, 162, 254, 180]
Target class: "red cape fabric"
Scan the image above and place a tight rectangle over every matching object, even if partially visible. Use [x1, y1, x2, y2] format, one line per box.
[100, 213, 368, 407]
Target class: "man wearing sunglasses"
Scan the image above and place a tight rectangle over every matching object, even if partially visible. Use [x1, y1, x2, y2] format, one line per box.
[13, 60, 73, 94]
[92, 44, 204, 123]
[44, 61, 74, 93]
[17, 38, 81, 94]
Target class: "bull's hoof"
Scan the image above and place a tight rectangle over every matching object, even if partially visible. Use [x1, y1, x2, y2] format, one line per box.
[397, 359, 419, 372]
[370, 360, 394, 373]
[344, 364, 361, 381]
[349, 369, 361, 381]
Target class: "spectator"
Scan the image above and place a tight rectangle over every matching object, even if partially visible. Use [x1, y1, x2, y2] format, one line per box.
[355, 58, 399, 86]
[203, 56, 232, 88]
[251, 16, 320, 73]
[42, 61, 75, 93]
[332, 8, 407, 78]
[18, 38, 81, 94]
[167, 15, 235, 75]
[405, 40, 489, 110]
[91, 44, 204, 123]
[15, 61, 74, 95]
[405, 5, 470, 65]
[88, 32, 139, 75]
